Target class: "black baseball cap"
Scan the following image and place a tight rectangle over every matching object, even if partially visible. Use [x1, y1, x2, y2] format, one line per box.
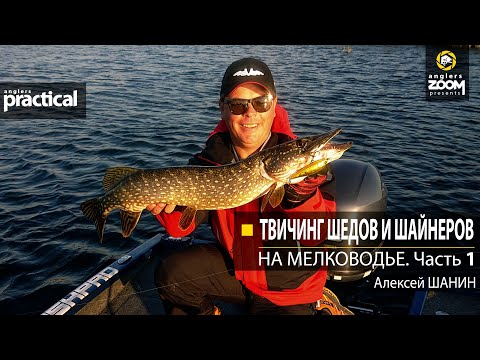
[220, 57, 276, 98]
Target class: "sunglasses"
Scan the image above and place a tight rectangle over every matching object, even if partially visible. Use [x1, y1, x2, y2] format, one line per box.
[223, 94, 274, 115]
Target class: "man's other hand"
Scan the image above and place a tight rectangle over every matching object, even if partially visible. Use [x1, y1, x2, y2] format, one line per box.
[146, 203, 177, 215]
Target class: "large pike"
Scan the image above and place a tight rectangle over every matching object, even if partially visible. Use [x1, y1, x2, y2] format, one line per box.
[81, 128, 352, 242]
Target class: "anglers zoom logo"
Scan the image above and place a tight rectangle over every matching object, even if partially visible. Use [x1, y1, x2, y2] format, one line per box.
[0, 82, 86, 119]
[233, 68, 264, 77]
[436, 50, 457, 71]
[426, 46, 469, 101]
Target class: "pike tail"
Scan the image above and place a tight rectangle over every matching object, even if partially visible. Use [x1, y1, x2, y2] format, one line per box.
[81, 198, 107, 243]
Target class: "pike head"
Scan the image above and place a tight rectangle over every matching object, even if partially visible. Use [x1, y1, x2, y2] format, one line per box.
[258, 127, 352, 211]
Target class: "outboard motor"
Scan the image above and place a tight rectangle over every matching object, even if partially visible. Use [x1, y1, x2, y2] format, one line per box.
[320, 159, 388, 282]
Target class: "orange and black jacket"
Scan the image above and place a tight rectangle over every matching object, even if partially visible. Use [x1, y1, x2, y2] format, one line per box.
[156, 104, 336, 306]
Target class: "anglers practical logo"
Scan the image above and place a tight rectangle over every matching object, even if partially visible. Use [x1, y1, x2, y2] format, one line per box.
[233, 68, 264, 77]
[426, 46, 469, 100]
[0, 82, 86, 119]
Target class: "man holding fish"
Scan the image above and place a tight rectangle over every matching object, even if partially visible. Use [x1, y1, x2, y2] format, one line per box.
[147, 58, 353, 315]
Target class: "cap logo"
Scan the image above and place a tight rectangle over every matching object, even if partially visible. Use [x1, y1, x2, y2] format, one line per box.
[233, 68, 264, 77]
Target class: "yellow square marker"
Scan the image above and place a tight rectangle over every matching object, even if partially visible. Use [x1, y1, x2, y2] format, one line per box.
[241, 224, 253, 236]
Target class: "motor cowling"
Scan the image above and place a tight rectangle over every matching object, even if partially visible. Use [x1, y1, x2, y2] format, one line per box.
[320, 159, 388, 282]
